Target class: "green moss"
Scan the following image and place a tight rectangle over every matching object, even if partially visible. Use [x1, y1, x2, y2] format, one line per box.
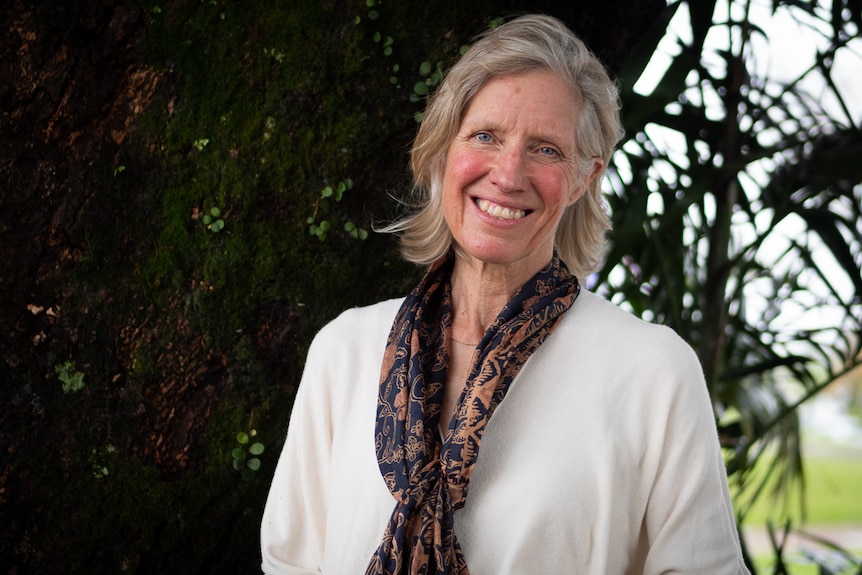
[8, 0, 487, 572]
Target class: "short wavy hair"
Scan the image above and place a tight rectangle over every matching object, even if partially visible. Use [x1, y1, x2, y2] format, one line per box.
[386, 14, 623, 280]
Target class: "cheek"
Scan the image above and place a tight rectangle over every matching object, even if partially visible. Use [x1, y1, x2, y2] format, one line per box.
[536, 170, 577, 209]
[443, 147, 487, 192]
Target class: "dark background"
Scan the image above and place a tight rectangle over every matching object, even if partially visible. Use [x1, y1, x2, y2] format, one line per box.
[0, 0, 665, 572]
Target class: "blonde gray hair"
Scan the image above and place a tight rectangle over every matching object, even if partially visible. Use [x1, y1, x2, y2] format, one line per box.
[386, 14, 622, 279]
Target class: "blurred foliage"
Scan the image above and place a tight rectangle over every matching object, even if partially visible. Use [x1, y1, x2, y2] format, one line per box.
[600, 0, 862, 570]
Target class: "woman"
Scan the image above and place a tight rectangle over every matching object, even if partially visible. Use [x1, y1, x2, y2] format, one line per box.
[261, 14, 750, 575]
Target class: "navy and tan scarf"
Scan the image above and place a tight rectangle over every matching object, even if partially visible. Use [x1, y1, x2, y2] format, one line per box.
[366, 252, 580, 575]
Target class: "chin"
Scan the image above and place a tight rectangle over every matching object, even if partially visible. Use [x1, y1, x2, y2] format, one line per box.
[458, 243, 530, 267]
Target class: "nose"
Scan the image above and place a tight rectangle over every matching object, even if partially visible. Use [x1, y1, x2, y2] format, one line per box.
[489, 147, 528, 194]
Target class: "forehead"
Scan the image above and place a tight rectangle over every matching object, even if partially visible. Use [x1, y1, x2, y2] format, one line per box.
[460, 70, 579, 138]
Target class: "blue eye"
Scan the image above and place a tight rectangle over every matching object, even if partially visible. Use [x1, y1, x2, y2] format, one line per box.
[539, 146, 558, 156]
[476, 132, 492, 143]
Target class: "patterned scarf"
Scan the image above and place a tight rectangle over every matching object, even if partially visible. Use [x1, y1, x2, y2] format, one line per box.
[367, 252, 580, 575]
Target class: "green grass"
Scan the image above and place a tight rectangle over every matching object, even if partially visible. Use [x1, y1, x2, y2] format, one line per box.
[739, 456, 862, 527]
[751, 557, 818, 575]
[734, 445, 862, 574]
[802, 457, 862, 524]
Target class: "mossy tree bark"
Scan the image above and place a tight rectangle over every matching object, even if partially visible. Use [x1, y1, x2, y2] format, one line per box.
[0, 0, 664, 572]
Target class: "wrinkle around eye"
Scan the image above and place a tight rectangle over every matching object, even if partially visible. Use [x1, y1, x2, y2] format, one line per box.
[532, 145, 566, 161]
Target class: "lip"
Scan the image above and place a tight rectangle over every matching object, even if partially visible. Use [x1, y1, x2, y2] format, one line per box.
[473, 196, 532, 222]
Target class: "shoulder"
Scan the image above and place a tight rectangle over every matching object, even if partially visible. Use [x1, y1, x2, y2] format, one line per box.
[304, 298, 405, 375]
[548, 290, 705, 394]
[312, 297, 404, 348]
[298, 297, 405, 411]
[565, 290, 694, 354]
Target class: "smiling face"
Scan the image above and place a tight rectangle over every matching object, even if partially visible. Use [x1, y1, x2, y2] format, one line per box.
[442, 69, 592, 281]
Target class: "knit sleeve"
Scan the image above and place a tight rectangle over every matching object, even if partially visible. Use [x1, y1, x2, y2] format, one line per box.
[260, 323, 336, 574]
[640, 331, 750, 575]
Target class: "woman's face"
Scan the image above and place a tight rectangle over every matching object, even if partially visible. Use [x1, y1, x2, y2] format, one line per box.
[442, 69, 593, 278]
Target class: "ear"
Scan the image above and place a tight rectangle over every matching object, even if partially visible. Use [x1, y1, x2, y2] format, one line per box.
[566, 156, 604, 207]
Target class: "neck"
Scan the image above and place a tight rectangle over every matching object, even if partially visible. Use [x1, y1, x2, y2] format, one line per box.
[449, 253, 551, 342]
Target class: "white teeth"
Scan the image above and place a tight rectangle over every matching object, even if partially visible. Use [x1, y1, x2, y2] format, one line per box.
[477, 198, 526, 220]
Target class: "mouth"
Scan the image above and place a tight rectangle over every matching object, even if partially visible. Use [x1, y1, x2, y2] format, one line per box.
[476, 198, 528, 221]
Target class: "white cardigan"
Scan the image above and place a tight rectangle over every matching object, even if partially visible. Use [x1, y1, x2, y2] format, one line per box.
[261, 290, 750, 574]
